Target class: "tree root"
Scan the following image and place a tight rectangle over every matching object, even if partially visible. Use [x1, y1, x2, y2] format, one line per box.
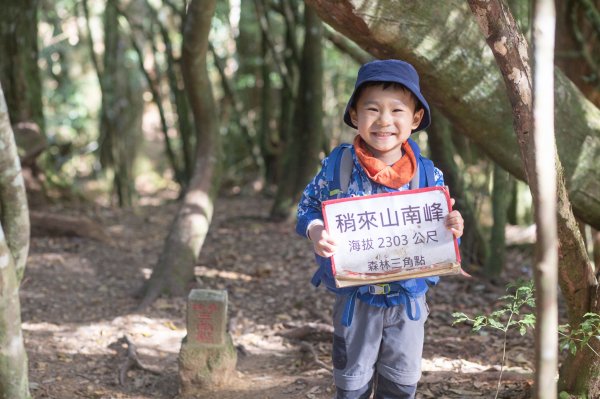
[297, 341, 332, 374]
[118, 335, 161, 386]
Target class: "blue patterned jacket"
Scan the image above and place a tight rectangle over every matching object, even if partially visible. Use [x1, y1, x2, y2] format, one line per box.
[296, 143, 444, 324]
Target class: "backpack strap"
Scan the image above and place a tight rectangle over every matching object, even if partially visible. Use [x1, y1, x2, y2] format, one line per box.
[325, 143, 353, 198]
[311, 145, 354, 290]
[419, 157, 435, 187]
[407, 138, 435, 189]
[409, 162, 420, 190]
[340, 283, 423, 326]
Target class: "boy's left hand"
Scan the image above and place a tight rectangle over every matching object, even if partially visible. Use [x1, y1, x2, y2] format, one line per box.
[447, 198, 464, 239]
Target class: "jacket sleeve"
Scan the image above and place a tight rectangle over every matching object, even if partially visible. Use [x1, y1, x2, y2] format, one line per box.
[433, 166, 445, 187]
[296, 157, 331, 238]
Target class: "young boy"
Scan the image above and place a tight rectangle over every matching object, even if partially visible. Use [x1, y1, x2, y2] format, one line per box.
[296, 59, 464, 399]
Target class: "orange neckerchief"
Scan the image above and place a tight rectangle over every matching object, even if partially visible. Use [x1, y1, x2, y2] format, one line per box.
[353, 135, 416, 188]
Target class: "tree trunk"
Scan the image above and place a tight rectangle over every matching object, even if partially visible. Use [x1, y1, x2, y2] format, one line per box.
[0, 0, 46, 168]
[555, 0, 600, 108]
[98, 1, 143, 207]
[485, 164, 511, 277]
[467, 1, 585, 397]
[273, 6, 299, 191]
[0, 83, 31, 399]
[139, 0, 219, 308]
[427, 108, 488, 268]
[0, 0, 44, 131]
[594, 229, 600, 272]
[304, 0, 600, 230]
[530, 2, 559, 396]
[271, 6, 324, 220]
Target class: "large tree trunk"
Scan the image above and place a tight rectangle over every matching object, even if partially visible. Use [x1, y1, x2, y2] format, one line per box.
[271, 6, 324, 220]
[139, 0, 219, 308]
[0, 84, 31, 399]
[304, 0, 600, 230]
[467, 0, 591, 396]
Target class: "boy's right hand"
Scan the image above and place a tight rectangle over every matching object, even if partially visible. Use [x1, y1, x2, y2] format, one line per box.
[308, 224, 338, 258]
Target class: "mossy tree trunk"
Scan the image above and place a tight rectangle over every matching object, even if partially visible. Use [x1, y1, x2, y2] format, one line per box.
[139, 0, 219, 308]
[0, 0, 46, 166]
[97, 1, 143, 207]
[555, 0, 600, 108]
[0, 83, 31, 399]
[304, 0, 600, 230]
[270, 6, 324, 220]
[0, 0, 44, 131]
[485, 164, 512, 277]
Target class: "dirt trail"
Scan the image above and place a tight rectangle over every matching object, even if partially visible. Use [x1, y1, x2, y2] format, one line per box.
[22, 195, 534, 398]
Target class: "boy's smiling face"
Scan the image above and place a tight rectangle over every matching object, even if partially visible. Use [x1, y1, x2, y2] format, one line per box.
[349, 84, 424, 164]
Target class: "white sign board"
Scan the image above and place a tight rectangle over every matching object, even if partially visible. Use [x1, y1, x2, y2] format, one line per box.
[322, 187, 461, 288]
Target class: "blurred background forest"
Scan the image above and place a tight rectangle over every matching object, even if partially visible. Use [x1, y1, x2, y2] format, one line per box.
[1, 0, 600, 398]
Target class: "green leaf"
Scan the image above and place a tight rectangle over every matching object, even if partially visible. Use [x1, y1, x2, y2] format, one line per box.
[490, 310, 508, 319]
[521, 314, 536, 326]
[519, 325, 526, 336]
[488, 318, 504, 330]
[569, 342, 578, 355]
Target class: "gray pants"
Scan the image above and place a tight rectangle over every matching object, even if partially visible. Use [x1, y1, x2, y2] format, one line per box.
[336, 374, 417, 399]
[332, 294, 428, 395]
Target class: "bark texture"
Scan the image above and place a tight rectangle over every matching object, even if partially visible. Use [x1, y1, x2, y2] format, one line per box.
[467, 0, 589, 396]
[139, 0, 219, 307]
[531, 1, 559, 396]
[304, 0, 600, 230]
[0, 83, 31, 399]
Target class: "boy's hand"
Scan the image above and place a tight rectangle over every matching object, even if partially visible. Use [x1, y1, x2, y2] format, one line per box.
[308, 224, 338, 258]
[447, 198, 464, 239]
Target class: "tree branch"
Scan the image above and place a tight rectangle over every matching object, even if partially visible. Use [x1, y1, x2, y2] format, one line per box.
[253, 0, 294, 92]
[323, 26, 373, 65]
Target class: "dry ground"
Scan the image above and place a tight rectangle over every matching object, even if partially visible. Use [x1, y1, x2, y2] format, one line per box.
[22, 194, 537, 398]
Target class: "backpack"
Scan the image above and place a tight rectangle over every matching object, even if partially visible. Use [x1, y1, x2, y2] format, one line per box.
[311, 137, 439, 326]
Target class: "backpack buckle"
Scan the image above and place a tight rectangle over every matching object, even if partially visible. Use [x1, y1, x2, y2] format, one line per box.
[368, 284, 391, 295]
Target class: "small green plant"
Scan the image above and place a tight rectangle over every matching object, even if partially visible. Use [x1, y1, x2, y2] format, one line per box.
[453, 279, 536, 399]
[559, 313, 600, 357]
[453, 279, 600, 399]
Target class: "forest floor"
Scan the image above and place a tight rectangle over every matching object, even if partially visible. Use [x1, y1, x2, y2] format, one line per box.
[21, 192, 545, 399]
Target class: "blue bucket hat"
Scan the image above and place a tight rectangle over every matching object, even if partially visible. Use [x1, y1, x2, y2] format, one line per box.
[343, 59, 431, 133]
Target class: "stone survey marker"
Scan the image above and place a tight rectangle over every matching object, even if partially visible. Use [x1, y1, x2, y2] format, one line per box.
[322, 186, 461, 287]
[178, 289, 237, 395]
